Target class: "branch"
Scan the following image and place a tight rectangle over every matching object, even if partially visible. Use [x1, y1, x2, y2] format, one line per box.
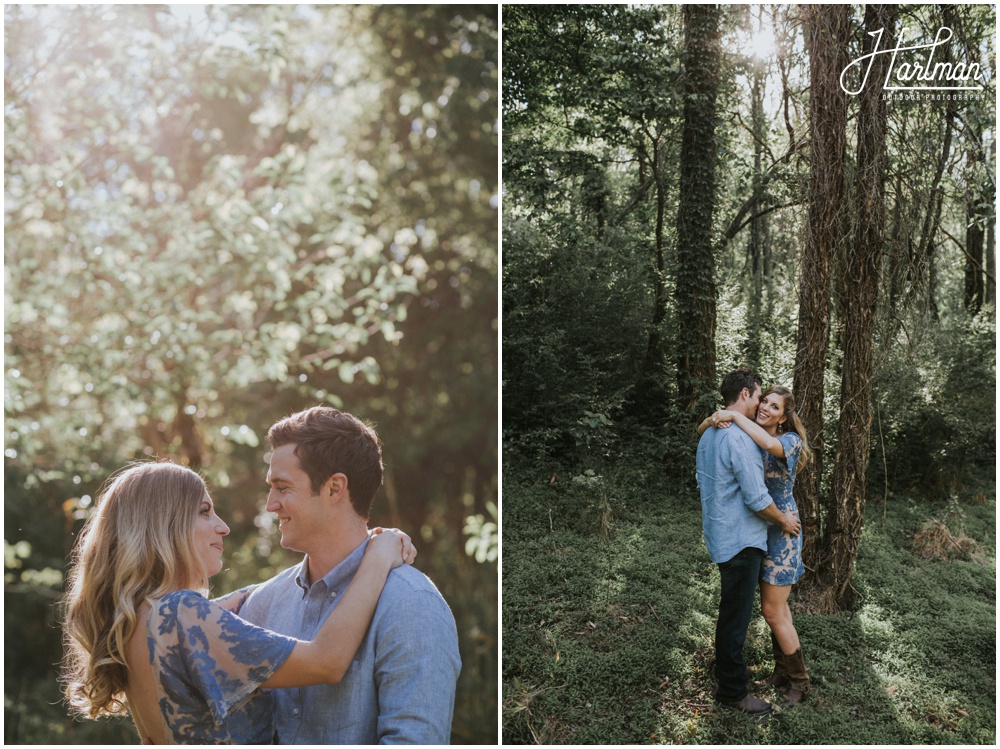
[716, 135, 806, 250]
[720, 199, 802, 249]
[940, 227, 997, 285]
[733, 110, 777, 164]
[930, 518, 973, 559]
[611, 174, 655, 224]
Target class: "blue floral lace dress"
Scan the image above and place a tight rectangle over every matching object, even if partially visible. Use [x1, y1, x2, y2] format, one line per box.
[760, 431, 805, 586]
[146, 589, 298, 744]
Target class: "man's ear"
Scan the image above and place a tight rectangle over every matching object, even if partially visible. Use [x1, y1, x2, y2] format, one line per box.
[322, 473, 349, 502]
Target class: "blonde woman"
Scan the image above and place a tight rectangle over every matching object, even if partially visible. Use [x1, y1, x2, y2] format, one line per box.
[62, 461, 415, 744]
[698, 385, 812, 705]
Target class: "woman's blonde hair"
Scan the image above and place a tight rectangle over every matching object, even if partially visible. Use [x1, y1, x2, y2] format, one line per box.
[762, 385, 813, 468]
[62, 461, 207, 719]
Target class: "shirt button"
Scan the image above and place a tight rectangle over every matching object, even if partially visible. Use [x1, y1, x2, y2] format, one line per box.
[330, 591, 337, 598]
[293, 708, 300, 716]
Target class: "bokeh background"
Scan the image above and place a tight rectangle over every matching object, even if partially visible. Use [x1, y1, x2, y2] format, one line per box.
[4, 5, 497, 743]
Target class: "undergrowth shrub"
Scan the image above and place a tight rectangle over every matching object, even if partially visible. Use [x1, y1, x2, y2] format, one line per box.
[911, 517, 983, 562]
[502, 219, 652, 460]
[872, 308, 996, 497]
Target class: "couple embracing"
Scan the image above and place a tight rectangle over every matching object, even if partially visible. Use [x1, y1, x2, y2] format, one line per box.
[63, 405, 461, 744]
[696, 367, 812, 715]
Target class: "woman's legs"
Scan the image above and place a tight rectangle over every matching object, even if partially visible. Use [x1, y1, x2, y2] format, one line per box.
[759, 581, 799, 654]
[760, 580, 810, 704]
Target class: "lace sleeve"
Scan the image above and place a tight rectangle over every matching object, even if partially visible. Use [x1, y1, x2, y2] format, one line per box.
[150, 590, 298, 726]
[778, 432, 802, 476]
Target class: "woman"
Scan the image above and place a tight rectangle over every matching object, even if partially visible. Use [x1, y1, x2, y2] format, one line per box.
[62, 461, 415, 743]
[698, 385, 812, 706]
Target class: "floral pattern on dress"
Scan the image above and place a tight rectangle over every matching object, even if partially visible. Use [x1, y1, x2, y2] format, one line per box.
[760, 431, 805, 586]
[147, 590, 298, 744]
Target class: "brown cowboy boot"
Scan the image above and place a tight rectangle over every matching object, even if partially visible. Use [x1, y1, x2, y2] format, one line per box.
[765, 631, 789, 688]
[782, 648, 811, 706]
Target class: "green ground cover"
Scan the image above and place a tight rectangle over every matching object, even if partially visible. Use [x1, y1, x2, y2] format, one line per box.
[502, 464, 996, 745]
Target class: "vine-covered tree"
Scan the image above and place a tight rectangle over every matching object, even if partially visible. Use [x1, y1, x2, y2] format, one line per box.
[793, 3, 851, 573]
[674, 4, 723, 416]
[813, 4, 898, 613]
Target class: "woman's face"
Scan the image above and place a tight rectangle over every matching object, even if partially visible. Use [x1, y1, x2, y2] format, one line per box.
[192, 492, 230, 583]
[755, 392, 787, 431]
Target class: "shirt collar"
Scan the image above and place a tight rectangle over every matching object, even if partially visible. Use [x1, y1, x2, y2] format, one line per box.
[293, 537, 369, 593]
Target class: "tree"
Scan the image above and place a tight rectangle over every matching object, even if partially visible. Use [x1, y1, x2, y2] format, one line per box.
[4, 5, 422, 478]
[674, 4, 723, 416]
[813, 5, 897, 613]
[793, 4, 851, 570]
[502, 5, 692, 440]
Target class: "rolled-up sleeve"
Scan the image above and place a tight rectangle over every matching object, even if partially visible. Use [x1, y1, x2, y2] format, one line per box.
[726, 433, 773, 513]
[374, 588, 461, 744]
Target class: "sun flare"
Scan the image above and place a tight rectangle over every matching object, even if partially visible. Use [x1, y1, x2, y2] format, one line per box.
[749, 23, 777, 61]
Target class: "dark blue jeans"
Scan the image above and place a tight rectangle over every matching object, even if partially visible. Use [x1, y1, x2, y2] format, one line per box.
[715, 546, 764, 702]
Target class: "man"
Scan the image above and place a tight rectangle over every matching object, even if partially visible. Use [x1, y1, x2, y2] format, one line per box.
[240, 406, 461, 744]
[695, 368, 800, 715]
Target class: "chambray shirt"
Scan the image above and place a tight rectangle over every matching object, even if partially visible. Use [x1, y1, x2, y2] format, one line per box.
[238, 539, 461, 745]
[696, 425, 774, 563]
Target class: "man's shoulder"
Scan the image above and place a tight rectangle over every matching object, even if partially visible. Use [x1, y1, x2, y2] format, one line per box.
[372, 566, 460, 664]
[696, 426, 721, 456]
[376, 566, 456, 626]
[257, 562, 300, 588]
[382, 564, 449, 604]
[723, 425, 755, 449]
[699, 424, 747, 452]
[241, 564, 300, 609]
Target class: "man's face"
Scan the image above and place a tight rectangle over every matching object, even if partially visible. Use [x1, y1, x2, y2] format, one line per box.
[265, 443, 331, 554]
[741, 384, 762, 420]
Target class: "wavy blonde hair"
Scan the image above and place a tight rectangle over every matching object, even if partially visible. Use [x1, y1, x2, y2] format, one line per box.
[62, 461, 207, 719]
[762, 385, 813, 468]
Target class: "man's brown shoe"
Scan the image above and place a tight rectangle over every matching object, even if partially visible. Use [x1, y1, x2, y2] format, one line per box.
[717, 693, 773, 715]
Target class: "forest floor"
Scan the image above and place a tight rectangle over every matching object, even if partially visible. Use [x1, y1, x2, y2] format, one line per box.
[502, 459, 996, 745]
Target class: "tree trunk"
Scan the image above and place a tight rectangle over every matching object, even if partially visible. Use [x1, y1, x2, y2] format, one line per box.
[642, 138, 668, 379]
[816, 4, 896, 614]
[674, 4, 721, 417]
[987, 213, 996, 308]
[745, 60, 769, 371]
[964, 185, 985, 314]
[985, 132, 997, 310]
[793, 4, 850, 572]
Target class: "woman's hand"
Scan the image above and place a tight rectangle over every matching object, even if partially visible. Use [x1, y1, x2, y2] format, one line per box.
[708, 410, 736, 429]
[368, 527, 417, 568]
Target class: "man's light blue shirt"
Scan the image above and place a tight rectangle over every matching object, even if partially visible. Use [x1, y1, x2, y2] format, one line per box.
[696, 425, 774, 563]
[239, 538, 461, 744]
